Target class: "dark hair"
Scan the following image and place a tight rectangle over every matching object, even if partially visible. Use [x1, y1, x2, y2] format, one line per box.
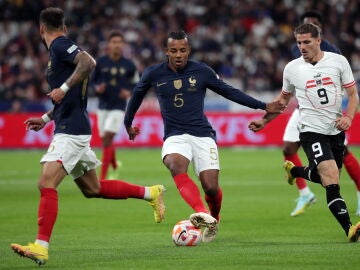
[300, 10, 323, 24]
[168, 30, 188, 40]
[294, 23, 322, 38]
[108, 31, 124, 41]
[39, 7, 64, 30]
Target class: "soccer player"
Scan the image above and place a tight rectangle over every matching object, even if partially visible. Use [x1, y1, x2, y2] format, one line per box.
[124, 30, 286, 243]
[10, 7, 165, 266]
[249, 23, 360, 241]
[91, 31, 139, 180]
[284, 10, 360, 217]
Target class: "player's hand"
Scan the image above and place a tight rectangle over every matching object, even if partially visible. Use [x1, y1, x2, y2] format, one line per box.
[248, 119, 267, 132]
[119, 89, 131, 100]
[126, 126, 140, 140]
[48, 88, 66, 103]
[265, 100, 286, 113]
[24, 117, 46, 131]
[95, 83, 106, 94]
[335, 115, 352, 131]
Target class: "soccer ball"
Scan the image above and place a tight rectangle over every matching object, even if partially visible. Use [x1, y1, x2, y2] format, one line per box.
[171, 220, 202, 246]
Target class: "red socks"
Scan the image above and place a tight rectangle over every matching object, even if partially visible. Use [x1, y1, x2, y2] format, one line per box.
[285, 154, 307, 190]
[205, 188, 222, 221]
[101, 145, 118, 180]
[173, 173, 208, 213]
[36, 181, 145, 242]
[111, 147, 118, 169]
[37, 188, 58, 242]
[100, 146, 113, 180]
[343, 151, 360, 190]
[99, 180, 145, 199]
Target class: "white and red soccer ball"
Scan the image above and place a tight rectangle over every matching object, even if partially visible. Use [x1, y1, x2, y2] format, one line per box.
[171, 220, 202, 246]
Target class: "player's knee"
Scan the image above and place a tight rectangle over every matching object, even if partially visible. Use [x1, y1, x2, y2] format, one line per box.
[37, 176, 55, 189]
[81, 186, 101, 198]
[202, 183, 218, 197]
[164, 161, 187, 176]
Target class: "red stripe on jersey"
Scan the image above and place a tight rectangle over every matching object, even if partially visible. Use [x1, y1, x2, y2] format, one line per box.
[322, 77, 331, 82]
[343, 81, 355, 88]
[306, 80, 316, 88]
[323, 82, 333, 85]
[56, 160, 63, 164]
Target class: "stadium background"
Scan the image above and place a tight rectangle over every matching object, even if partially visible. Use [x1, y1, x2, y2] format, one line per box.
[1, 2, 360, 269]
[0, 0, 359, 147]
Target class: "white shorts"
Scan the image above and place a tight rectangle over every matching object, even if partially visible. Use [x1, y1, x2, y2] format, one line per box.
[40, 134, 101, 179]
[97, 109, 124, 137]
[283, 109, 300, 142]
[161, 134, 220, 176]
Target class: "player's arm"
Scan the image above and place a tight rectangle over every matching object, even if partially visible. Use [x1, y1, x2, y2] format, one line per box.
[206, 68, 285, 113]
[119, 89, 131, 100]
[335, 84, 359, 131]
[48, 51, 96, 103]
[123, 68, 152, 140]
[249, 91, 292, 132]
[24, 109, 54, 131]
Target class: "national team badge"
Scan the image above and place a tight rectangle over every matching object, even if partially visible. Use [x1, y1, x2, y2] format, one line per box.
[188, 76, 197, 91]
[174, 79, 182, 89]
[111, 67, 117, 75]
[316, 79, 321, 85]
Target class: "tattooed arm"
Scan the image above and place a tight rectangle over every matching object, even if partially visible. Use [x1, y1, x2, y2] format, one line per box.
[48, 51, 96, 103]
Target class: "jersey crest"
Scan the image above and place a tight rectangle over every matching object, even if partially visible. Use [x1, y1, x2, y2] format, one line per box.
[174, 79, 182, 89]
[188, 76, 197, 91]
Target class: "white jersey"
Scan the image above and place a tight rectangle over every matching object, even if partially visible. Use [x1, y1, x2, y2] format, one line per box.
[282, 52, 355, 135]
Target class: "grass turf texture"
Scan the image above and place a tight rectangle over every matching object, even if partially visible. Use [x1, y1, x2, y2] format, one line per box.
[0, 147, 359, 269]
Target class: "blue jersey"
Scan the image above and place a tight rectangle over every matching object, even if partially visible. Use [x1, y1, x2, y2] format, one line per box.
[91, 55, 137, 110]
[291, 39, 341, 58]
[124, 60, 266, 141]
[47, 36, 91, 135]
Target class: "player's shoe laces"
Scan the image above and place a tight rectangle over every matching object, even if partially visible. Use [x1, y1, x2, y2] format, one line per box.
[10, 242, 48, 266]
[290, 192, 316, 217]
[148, 185, 166, 223]
[348, 221, 360, 242]
[189, 212, 218, 243]
[283, 160, 296, 185]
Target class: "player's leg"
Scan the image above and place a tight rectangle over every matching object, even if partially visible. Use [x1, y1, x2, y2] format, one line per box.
[97, 109, 108, 179]
[162, 135, 208, 214]
[190, 136, 222, 222]
[74, 148, 165, 223]
[11, 136, 68, 265]
[301, 132, 358, 240]
[343, 145, 360, 215]
[190, 136, 220, 242]
[283, 109, 315, 216]
[104, 110, 125, 176]
[318, 159, 357, 240]
[97, 109, 120, 180]
[101, 131, 116, 178]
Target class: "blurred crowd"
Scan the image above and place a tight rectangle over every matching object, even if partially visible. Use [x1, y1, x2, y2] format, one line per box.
[1, 0, 360, 112]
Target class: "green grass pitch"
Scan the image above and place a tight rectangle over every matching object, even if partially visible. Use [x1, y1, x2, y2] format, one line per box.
[1, 147, 359, 269]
